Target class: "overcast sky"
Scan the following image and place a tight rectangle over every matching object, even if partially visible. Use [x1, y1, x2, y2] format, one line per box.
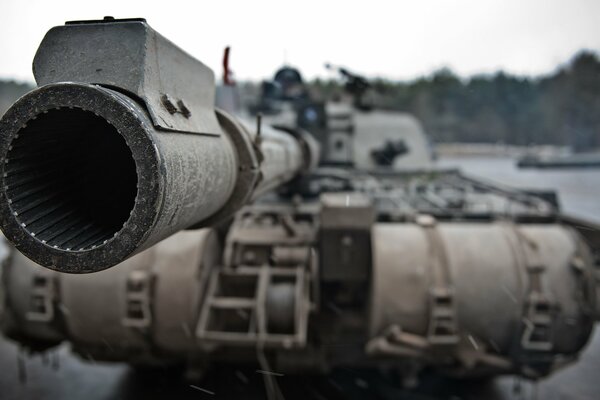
[1, 0, 600, 83]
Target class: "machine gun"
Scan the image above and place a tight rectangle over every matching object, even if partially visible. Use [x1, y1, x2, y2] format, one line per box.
[325, 63, 372, 110]
[0, 17, 599, 386]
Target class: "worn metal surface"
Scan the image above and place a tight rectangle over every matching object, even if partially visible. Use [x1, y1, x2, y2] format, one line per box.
[2, 213, 597, 378]
[2, 229, 218, 362]
[370, 222, 596, 377]
[1, 251, 62, 347]
[0, 21, 317, 272]
[197, 205, 315, 348]
[0, 83, 238, 272]
[33, 17, 220, 135]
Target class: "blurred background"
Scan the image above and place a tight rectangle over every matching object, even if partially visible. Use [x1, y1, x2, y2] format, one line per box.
[2, 0, 600, 152]
[1, 0, 599, 399]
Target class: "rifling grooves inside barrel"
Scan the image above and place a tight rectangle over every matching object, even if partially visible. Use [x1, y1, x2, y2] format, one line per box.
[4, 107, 138, 251]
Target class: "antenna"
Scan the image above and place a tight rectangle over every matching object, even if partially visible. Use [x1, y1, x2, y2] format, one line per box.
[222, 46, 234, 86]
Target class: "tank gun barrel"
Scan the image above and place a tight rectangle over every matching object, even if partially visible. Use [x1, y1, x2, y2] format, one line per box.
[0, 18, 317, 273]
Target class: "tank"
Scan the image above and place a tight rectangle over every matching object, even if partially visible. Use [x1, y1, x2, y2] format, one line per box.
[0, 17, 599, 386]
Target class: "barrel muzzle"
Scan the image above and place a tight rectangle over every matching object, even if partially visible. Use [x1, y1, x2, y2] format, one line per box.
[0, 83, 163, 272]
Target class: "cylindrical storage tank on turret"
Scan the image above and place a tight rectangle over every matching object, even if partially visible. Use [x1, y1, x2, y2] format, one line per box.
[369, 222, 597, 377]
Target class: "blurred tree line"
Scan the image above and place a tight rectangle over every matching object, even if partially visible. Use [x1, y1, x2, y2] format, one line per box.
[0, 80, 32, 118]
[311, 51, 600, 149]
[1, 51, 599, 149]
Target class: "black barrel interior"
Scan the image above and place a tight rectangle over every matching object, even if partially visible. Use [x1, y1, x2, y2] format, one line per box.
[4, 108, 138, 251]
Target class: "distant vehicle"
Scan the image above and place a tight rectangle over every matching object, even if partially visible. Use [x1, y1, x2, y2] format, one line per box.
[518, 152, 600, 168]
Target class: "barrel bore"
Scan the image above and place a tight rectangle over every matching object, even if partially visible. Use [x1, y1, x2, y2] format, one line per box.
[4, 108, 138, 251]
